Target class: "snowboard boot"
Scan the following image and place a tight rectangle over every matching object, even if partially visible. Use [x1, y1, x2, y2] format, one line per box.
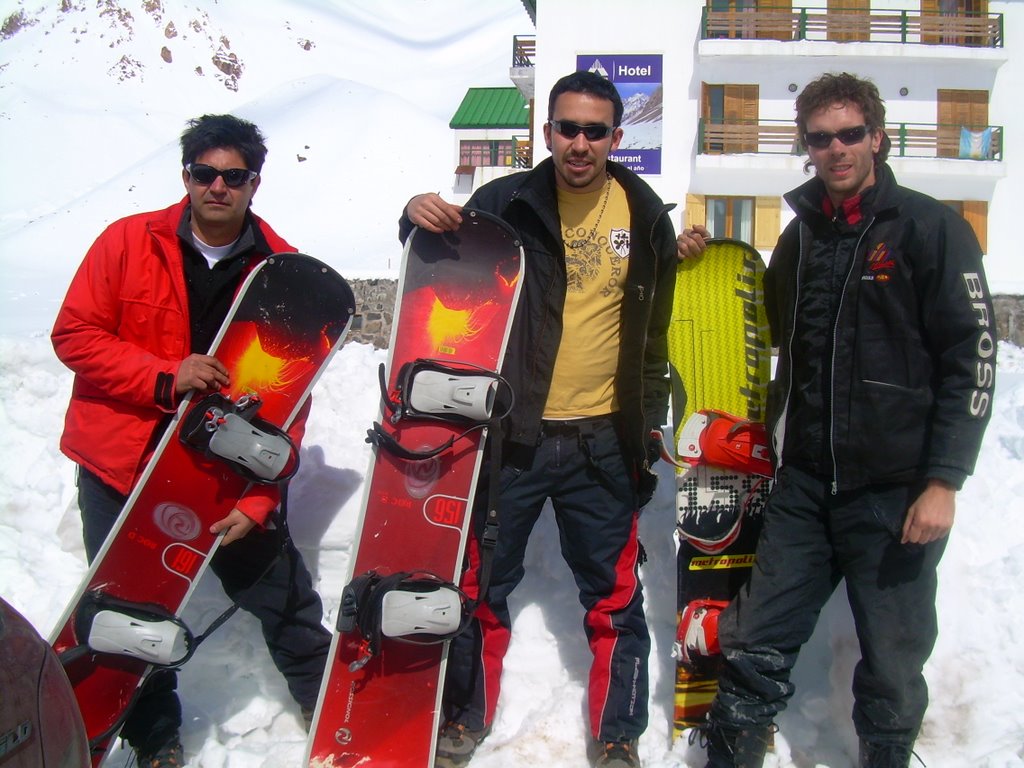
[136, 733, 184, 768]
[701, 720, 772, 768]
[434, 721, 491, 767]
[591, 738, 641, 767]
[859, 739, 920, 767]
[301, 706, 315, 733]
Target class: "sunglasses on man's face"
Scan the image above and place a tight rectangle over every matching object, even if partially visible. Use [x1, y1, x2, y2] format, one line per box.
[803, 125, 871, 150]
[186, 163, 258, 188]
[548, 119, 616, 142]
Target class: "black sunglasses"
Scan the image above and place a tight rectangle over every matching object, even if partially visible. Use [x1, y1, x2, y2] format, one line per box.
[803, 125, 871, 150]
[548, 119, 616, 141]
[186, 163, 258, 187]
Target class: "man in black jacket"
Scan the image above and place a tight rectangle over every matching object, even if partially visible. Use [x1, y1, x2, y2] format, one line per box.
[702, 73, 995, 768]
[401, 71, 706, 768]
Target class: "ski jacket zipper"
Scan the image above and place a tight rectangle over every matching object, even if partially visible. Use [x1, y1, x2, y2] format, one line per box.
[826, 215, 875, 494]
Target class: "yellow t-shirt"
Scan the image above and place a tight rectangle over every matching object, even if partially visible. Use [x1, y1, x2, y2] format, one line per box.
[544, 176, 631, 419]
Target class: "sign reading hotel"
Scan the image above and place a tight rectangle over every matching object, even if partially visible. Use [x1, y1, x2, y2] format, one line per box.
[576, 53, 663, 175]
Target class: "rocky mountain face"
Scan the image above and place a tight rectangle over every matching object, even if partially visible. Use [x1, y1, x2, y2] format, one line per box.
[1, 0, 316, 92]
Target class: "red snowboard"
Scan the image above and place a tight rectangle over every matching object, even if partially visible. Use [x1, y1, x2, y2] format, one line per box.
[306, 211, 523, 767]
[49, 254, 355, 766]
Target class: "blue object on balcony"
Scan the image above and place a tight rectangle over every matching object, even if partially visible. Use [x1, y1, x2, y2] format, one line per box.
[959, 127, 993, 160]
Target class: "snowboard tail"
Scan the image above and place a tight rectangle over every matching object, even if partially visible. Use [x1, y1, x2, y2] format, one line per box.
[666, 239, 772, 736]
[306, 210, 523, 767]
[50, 253, 355, 765]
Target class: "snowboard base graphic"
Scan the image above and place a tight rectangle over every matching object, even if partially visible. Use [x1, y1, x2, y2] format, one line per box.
[50, 254, 355, 765]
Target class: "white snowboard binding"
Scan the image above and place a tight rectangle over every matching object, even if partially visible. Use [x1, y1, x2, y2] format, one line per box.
[180, 392, 299, 483]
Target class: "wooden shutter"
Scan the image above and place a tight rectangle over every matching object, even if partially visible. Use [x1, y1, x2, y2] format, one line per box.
[754, 197, 781, 251]
[724, 84, 759, 153]
[756, 0, 792, 41]
[827, 0, 870, 42]
[937, 89, 989, 157]
[685, 194, 706, 231]
[962, 201, 988, 253]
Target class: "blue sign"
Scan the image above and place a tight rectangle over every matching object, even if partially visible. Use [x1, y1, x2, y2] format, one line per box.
[577, 53, 664, 175]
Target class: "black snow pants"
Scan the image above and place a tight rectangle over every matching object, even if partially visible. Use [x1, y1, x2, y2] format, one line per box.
[709, 464, 947, 747]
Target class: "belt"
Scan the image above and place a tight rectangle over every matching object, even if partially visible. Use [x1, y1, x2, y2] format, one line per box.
[540, 414, 615, 436]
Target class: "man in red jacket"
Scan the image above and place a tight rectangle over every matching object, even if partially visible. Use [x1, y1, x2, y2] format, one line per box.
[52, 114, 330, 767]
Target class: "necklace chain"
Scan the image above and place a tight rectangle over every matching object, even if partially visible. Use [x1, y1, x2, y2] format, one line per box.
[565, 173, 612, 250]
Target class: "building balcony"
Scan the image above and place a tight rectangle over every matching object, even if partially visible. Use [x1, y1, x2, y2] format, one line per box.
[699, 6, 1007, 69]
[702, 6, 1004, 47]
[698, 119, 1003, 161]
[510, 35, 536, 100]
[693, 119, 1006, 200]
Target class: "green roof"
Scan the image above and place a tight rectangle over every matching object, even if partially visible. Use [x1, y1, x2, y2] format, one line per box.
[450, 88, 529, 129]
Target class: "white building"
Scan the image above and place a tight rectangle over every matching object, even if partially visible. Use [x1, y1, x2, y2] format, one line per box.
[453, 0, 1021, 294]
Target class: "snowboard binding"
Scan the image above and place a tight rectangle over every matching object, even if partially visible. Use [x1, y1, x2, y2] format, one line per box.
[367, 358, 514, 461]
[673, 598, 729, 665]
[676, 410, 772, 478]
[62, 591, 196, 669]
[180, 392, 299, 483]
[338, 570, 471, 672]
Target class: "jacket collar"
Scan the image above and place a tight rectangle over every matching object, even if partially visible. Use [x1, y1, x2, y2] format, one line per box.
[174, 201, 264, 259]
[513, 157, 671, 235]
[786, 162, 902, 225]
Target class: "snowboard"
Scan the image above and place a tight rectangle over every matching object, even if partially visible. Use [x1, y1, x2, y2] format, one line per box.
[663, 238, 773, 736]
[49, 253, 355, 766]
[306, 210, 523, 768]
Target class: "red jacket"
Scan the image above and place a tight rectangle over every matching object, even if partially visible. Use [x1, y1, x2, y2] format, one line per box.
[52, 197, 304, 524]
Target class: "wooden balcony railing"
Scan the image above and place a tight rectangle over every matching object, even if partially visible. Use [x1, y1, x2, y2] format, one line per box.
[702, 6, 1004, 48]
[512, 35, 536, 68]
[699, 120, 1003, 161]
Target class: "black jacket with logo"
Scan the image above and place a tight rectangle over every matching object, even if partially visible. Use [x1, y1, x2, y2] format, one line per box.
[765, 163, 995, 491]
[400, 158, 678, 483]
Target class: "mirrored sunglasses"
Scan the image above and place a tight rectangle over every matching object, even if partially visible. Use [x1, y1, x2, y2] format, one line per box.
[186, 163, 258, 187]
[803, 125, 870, 150]
[549, 119, 615, 141]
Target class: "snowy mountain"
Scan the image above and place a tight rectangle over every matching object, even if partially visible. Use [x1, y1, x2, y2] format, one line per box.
[622, 85, 664, 126]
[1, 2, 1023, 767]
[0, 0, 526, 336]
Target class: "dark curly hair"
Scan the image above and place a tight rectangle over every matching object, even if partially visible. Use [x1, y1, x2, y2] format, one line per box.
[179, 114, 268, 172]
[548, 70, 624, 127]
[795, 72, 890, 165]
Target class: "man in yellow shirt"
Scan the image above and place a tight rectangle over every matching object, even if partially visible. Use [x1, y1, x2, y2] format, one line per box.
[402, 71, 706, 768]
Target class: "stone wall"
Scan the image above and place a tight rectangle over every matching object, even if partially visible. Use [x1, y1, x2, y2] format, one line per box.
[994, 295, 1024, 347]
[344, 280, 1024, 350]
[345, 278, 398, 349]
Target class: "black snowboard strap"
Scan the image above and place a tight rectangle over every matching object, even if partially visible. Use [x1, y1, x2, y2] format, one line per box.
[365, 420, 488, 461]
[472, 415, 503, 610]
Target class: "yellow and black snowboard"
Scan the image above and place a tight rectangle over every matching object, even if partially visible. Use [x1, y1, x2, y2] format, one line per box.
[662, 238, 772, 738]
